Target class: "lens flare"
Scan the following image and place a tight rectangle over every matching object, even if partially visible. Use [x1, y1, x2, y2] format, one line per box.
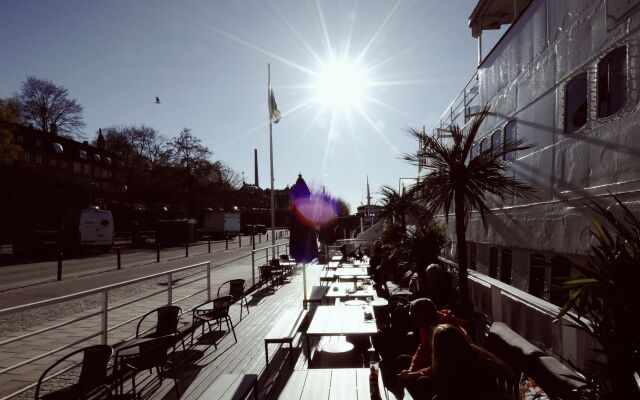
[291, 195, 338, 227]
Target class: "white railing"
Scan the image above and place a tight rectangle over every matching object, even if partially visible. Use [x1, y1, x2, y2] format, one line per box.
[0, 260, 215, 400]
[433, 71, 480, 137]
[438, 256, 596, 370]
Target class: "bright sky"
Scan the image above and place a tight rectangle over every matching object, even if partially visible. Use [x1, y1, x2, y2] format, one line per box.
[0, 0, 502, 212]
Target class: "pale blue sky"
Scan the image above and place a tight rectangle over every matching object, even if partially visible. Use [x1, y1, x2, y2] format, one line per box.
[0, 0, 502, 211]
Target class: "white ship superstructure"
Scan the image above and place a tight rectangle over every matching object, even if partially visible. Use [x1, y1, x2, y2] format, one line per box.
[430, 0, 640, 304]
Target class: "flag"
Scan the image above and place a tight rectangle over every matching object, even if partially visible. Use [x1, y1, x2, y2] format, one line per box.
[269, 86, 281, 124]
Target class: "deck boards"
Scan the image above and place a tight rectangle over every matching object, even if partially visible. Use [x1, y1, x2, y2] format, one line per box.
[120, 264, 317, 400]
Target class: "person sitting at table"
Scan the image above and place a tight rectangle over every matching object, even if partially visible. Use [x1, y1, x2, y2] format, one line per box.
[431, 324, 512, 400]
[423, 263, 457, 309]
[396, 298, 468, 399]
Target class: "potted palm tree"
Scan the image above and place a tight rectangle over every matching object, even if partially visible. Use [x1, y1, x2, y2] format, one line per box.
[403, 106, 536, 311]
[555, 195, 640, 399]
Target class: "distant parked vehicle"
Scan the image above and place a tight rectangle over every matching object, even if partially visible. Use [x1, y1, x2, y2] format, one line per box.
[241, 224, 267, 235]
[200, 211, 240, 239]
[156, 219, 198, 245]
[61, 209, 114, 252]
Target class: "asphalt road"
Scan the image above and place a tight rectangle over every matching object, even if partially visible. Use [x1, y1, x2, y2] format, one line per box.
[0, 231, 284, 295]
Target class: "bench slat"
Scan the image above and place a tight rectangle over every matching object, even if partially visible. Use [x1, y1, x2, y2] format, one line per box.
[265, 309, 308, 342]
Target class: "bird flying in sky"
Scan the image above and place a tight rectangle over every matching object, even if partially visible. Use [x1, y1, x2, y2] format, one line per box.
[155, 97, 161, 104]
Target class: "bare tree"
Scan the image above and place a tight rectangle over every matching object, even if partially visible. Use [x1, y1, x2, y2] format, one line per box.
[15, 75, 85, 138]
[167, 128, 212, 174]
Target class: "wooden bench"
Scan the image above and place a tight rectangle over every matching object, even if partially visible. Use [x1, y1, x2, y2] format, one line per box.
[264, 309, 308, 369]
[303, 285, 329, 307]
[197, 373, 258, 400]
[319, 271, 336, 285]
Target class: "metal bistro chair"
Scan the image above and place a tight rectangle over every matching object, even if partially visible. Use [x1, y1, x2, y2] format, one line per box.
[191, 295, 237, 347]
[35, 345, 113, 400]
[136, 305, 186, 352]
[115, 335, 179, 399]
[218, 279, 249, 320]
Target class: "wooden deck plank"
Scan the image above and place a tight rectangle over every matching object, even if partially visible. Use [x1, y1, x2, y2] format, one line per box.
[300, 369, 331, 400]
[118, 264, 348, 400]
[328, 369, 353, 400]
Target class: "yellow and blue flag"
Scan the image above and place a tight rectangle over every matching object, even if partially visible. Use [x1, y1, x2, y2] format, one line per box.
[269, 86, 281, 124]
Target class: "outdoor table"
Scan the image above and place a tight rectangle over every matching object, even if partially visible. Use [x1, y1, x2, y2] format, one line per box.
[325, 282, 377, 300]
[277, 368, 390, 399]
[305, 305, 377, 363]
[334, 267, 369, 278]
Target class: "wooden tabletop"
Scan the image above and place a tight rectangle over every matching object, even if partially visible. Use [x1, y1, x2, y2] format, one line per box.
[306, 306, 377, 336]
[333, 267, 369, 277]
[325, 283, 376, 299]
[277, 368, 392, 400]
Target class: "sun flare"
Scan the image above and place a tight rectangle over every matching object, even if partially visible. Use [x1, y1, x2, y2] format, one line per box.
[313, 59, 369, 112]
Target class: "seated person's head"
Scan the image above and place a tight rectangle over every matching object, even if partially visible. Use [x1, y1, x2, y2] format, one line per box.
[409, 298, 437, 328]
[431, 324, 473, 374]
[426, 264, 442, 285]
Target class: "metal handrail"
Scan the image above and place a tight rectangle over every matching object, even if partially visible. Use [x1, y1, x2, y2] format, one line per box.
[0, 230, 290, 399]
[250, 241, 291, 287]
[0, 261, 211, 317]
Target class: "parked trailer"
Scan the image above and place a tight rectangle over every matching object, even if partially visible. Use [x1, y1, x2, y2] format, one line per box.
[200, 212, 240, 239]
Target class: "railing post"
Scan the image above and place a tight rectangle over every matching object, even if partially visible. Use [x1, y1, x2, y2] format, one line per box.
[251, 250, 256, 287]
[252, 234, 256, 250]
[156, 243, 160, 263]
[208, 239, 211, 253]
[206, 263, 211, 301]
[225, 237, 229, 250]
[239, 236, 242, 248]
[117, 246, 121, 269]
[101, 291, 108, 345]
[185, 241, 189, 257]
[167, 273, 173, 305]
[57, 250, 63, 281]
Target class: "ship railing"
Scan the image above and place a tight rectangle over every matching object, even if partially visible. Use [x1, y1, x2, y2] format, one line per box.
[438, 256, 595, 370]
[432, 71, 480, 139]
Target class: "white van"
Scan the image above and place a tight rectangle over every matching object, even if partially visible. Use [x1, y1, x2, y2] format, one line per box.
[62, 209, 114, 250]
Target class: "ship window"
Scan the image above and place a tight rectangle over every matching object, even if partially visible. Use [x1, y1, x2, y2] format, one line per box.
[489, 247, 498, 278]
[598, 46, 626, 118]
[79, 149, 88, 160]
[52, 143, 64, 154]
[492, 130, 502, 157]
[469, 242, 477, 271]
[480, 137, 490, 155]
[74, 162, 82, 173]
[564, 72, 588, 133]
[84, 164, 91, 175]
[36, 155, 43, 164]
[24, 152, 31, 162]
[50, 159, 56, 167]
[504, 120, 517, 162]
[529, 254, 546, 298]
[549, 256, 573, 306]
[500, 249, 512, 284]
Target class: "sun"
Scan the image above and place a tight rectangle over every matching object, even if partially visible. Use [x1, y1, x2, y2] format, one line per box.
[313, 59, 369, 112]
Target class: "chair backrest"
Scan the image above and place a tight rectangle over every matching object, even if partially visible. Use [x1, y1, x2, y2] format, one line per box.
[269, 258, 280, 267]
[279, 254, 290, 261]
[77, 345, 113, 393]
[36, 345, 113, 399]
[155, 306, 181, 336]
[213, 295, 234, 315]
[136, 336, 173, 370]
[218, 279, 245, 300]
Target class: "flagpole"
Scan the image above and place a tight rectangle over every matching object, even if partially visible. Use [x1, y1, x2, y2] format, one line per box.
[268, 64, 276, 247]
